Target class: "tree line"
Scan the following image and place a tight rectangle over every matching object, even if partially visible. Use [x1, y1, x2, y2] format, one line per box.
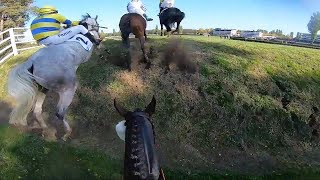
[0, 0, 37, 39]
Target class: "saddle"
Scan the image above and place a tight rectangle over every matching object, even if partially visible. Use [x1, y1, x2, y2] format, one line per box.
[159, 7, 171, 15]
[128, 13, 147, 21]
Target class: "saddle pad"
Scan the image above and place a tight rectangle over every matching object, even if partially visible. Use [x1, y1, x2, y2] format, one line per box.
[68, 34, 93, 51]
[160, 7, 170, 15]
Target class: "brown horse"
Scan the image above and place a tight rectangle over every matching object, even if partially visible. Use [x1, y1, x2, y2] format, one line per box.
[119, 13, 150, 70]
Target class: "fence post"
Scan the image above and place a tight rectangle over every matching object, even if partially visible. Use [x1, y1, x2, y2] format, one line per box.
[9, 28, 18, 56]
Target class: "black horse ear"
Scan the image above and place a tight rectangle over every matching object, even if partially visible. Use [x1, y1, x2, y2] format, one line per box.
[114, 99, 129, 117]
[145, 96, 156, 116]
[95, 15, 98, 20]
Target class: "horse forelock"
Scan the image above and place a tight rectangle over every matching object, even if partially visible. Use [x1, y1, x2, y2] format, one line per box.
[124, 114, 159, 179]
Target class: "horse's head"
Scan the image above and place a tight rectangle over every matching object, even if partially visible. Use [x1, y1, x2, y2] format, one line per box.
[114, 96, 156, 142]
[80, 13, 101, 45]
[114, 96, 162, 179]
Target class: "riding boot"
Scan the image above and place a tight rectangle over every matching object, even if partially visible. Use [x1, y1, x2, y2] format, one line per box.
[84, 32, 100, 45]
[143, 14, 153, 21]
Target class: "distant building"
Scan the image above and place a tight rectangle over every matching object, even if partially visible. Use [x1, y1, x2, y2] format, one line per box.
[261, 35, 277, 40]
[211, 28, 238, 37]
[240, 31, 263, 39]
[296, 32, 320, 43]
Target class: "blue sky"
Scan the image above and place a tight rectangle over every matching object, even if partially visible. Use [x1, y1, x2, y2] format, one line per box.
[30, 0, 320, 35]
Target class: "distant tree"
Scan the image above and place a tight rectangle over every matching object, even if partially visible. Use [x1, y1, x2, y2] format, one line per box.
[100, 30, 106, 40]
[112, 29, 116, 36]
[155, 25, 159, 35]
[178, 25, 183, 34]
[269, 29, 285, 37]
[0, 0, 38, 39]
[257, 29, 268, 34]
[308, 12, 320, 43]
[290, 32, 294, 38]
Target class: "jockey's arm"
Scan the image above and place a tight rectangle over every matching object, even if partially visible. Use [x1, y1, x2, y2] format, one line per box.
[54, 14, 79, 27]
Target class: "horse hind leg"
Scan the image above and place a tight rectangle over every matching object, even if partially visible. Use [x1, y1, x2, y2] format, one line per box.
[139, 37, 151, 69]
[144, 30, 148, 41]
[174, 21, 181, 34]
[121, 32, 132, 71]
[164, 24, 172, 37]
[56, 84, 77, 141]
[33, 92, 48, 129]
[160, 24, 164, 36]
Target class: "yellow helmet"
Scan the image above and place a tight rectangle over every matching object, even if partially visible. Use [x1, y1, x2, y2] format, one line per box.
[39, 5, 58, 14]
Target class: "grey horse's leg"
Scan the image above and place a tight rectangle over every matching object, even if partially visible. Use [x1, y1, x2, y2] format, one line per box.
[33, 92, 48, 129]
[56, 84, 77, 141]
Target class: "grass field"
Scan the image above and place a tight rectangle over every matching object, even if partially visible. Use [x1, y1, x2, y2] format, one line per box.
[1, 35, 320, 179]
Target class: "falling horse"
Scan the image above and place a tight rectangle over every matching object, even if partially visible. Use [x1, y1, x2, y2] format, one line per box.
[119, 13, 151, 70]
[7, 14, 101, 141]
[114, 97, 165, 180]
[159, 8, 185, 36]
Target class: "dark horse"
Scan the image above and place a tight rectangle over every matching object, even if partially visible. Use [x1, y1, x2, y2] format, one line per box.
[159, 8, 185, 36]
[114, 97, 165, 180]
[119, 13, 150, 70]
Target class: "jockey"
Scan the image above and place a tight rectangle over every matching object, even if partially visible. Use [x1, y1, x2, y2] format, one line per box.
[127, 0, 153, 21]
[31, 5, 100, 46]
[159, 0, 175, 13]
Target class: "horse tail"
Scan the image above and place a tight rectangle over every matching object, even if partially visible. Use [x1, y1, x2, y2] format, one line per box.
[181, 12, 185, 19]
[7, 61, 38, 126]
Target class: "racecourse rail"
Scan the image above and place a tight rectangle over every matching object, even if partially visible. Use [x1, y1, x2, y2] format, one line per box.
[0, 28, 41, 64]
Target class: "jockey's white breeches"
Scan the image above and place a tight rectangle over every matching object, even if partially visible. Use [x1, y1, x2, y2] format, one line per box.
[161, 0, 175, 8]
[39, 25, 88, 46]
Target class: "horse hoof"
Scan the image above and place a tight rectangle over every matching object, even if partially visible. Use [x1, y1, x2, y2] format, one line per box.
[62, 135, 70, 142]
[62, 130, 72, 141]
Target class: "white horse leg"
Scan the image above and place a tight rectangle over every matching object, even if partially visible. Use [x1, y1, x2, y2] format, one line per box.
[33, 92, 48, 129]
[56, 85, 77, 141]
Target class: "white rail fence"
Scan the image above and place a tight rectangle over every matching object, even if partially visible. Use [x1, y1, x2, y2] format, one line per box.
[0, 28, 40, 65]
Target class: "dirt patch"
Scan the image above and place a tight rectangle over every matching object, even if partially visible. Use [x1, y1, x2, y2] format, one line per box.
[162, 39, 197, 74]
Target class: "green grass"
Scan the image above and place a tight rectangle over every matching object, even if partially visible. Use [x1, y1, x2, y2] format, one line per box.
[1, 36, 320, 178]
[0, 126, 122, 180]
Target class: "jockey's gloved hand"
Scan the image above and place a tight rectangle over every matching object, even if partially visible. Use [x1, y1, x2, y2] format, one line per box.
[63, 24, 71, 29]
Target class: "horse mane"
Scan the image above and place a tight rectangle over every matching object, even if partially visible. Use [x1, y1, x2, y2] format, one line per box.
[124, 112, 160, 179]
[81, 13, 91, 21]
[79, 13, 92, 29]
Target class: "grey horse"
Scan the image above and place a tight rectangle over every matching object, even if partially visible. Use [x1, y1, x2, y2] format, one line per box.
[7, 14, 101, 141]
